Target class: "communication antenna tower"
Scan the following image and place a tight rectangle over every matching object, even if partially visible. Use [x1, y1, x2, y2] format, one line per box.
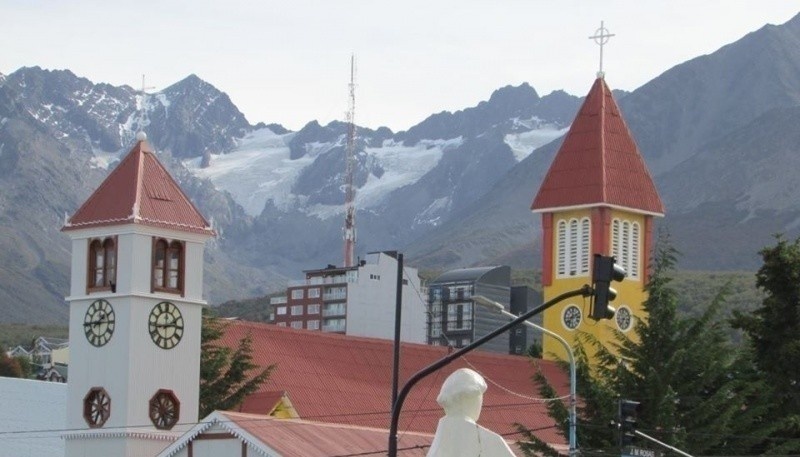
[343, 54, 357, 267]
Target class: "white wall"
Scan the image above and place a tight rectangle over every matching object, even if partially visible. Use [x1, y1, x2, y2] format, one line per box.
[346, 253, 427, 343]
[0, 378, 66, 457]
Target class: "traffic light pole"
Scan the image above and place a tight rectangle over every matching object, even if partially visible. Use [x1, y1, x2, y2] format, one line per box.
[632, 430, 694, 457]
[387, 285, 593, 457]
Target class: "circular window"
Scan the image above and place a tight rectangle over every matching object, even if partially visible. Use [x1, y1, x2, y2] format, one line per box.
[562, 305, 582, 330]
[83, 387, 111, 428]
[616, 306, 633, 332]
[149, 389, 180, 430]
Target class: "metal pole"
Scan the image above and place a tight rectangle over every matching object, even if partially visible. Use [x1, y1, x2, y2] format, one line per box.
[473, 297, 577, 457]
[387, 285, 593, 456]
[391, 253, 404, 408]
[634, 430, 695, 457]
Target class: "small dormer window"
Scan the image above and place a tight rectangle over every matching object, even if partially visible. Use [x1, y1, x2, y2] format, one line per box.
[87, 237, 117, 293]
[152, 238, 184, 295]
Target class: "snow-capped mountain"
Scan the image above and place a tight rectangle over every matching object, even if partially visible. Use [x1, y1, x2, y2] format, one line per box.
[4, 12, 800, 323]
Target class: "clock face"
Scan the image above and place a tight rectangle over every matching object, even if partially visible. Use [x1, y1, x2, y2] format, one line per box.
[616, 307, 633, 331]
[83, 387, 111, 428]
[83, 299, 115, 347]
[149, 389, 180, 430]
[148, 301, 184, 349]
[562, 305, 582, 330]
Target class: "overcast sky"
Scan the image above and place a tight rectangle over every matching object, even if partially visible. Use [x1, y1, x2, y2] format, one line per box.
[2, 1, 798, 131]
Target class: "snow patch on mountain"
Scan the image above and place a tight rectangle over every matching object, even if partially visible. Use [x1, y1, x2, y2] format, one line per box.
[186, 127, 306, 215]
[504, 119, 568, 161]
[305, 137, 461, 220]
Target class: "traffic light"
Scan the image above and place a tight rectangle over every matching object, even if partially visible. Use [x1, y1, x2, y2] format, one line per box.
[591, 254, 626, 320]
[619, 399, 640, 446]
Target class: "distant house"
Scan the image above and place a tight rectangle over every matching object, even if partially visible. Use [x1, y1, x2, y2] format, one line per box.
[6, 336, 70, 382]
[273, 251, 428, 343]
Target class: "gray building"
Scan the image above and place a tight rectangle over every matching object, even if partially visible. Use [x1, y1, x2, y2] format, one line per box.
[427, 267, 543, 355]
[427, 266, 512, 354]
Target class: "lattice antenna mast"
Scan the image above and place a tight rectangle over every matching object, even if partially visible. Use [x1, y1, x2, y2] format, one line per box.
[343, 54, 358, 267]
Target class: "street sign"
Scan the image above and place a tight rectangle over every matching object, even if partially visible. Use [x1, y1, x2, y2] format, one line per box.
[623, 446, 661, 457]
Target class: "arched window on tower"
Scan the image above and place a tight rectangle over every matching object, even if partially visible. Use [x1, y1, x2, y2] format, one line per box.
[557, 220, 567, 276]
[610, 218, 640, 280]
[579, 217, 590, 275]
[556, 217, 591, 278]
[87, 237, 117, 293]
[152, 238, 184, 295]
[630, 222, 640, 279]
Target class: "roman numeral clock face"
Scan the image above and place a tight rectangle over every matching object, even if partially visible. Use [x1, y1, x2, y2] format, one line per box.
[84, 299, 115, 347]
[148, 301, 184, 349]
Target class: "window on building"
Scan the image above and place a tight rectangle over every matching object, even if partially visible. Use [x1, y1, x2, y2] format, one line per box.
[291, 305, 304, 315]
[308, 288, 320, 298]
[307, 304, 320, 314]
[290, 321, 303, 329]
[152, 238, 184, 294]
[87, 237, 117, 292]
[277, 322, 287, 327]
[556, 217, 591, 278]
[291, 289, 304, 299]
[307, 320, 320, 330]
[610, 218, 640, 280]
[276, 306, 287, 315]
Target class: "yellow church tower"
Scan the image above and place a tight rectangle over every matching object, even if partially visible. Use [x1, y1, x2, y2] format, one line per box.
[531, 75, 664, 363]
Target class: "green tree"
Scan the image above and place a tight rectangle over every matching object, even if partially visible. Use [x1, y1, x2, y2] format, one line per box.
[199, 312, 274, 418]
[731, 236, 800, 454]
[522, 234, 750, 456]
[0, 351, 24, 378]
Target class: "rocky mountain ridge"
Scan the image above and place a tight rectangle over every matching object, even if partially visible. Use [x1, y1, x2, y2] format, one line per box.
[2, 13, 800, 324]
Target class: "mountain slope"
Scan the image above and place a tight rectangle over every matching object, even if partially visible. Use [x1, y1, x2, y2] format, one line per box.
[407, 13, 800, 271]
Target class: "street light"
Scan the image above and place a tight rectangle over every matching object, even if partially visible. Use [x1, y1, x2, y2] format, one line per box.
[388, 285, 593, 456]
[473, 295, 577, 457]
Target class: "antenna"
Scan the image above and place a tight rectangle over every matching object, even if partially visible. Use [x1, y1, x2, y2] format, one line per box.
[589, 21, 615, 79]
[137, 74, 156, 140]
[343, 54, 357, 268]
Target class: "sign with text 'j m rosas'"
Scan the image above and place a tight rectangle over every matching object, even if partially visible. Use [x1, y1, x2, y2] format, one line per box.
[623, 447, 661, 457]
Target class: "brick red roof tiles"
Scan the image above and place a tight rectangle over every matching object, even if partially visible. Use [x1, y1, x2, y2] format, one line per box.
[532, 78, 664, 215]
[221, 320, 569, 446]
[221, 412, 434, 456]
[63, 140, 213, 235]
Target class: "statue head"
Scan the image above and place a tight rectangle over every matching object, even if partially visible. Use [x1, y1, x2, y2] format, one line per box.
[436, 368, 487, 421]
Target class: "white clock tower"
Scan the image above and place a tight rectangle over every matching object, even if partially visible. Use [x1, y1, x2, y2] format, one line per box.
[62, 135, 214, 457]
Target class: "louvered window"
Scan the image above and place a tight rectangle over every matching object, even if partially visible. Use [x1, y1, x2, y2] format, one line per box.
[557, 220, 567, 276]
[556, 217, 591, 278]
[610, 218, 640, 280]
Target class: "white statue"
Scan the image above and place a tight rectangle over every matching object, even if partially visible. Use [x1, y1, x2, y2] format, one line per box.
[427, 368, 517, 457]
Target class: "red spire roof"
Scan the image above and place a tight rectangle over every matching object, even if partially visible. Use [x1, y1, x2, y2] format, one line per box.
[63, 140, 214, 235]
[531, 78, 664, 215]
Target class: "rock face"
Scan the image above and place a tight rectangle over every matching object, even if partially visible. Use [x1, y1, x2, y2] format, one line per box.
[3, 13, 800, 324]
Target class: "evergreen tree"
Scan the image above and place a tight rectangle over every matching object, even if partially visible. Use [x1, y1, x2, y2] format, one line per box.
[731, 236, 800, 454]
[0, 351, 24, 378]
[199, 312, 274, 418]
[522, 234, 749, 456]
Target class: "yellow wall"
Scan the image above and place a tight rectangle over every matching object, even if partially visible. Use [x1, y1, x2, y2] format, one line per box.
[541, 208, 648, 363]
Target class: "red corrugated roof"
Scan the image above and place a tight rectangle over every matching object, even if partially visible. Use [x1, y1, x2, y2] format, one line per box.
[63, 140, 213, 235]
[531, 78, 664, 215]
[219, 411, 434, 456]
[222, 320, 569, 446]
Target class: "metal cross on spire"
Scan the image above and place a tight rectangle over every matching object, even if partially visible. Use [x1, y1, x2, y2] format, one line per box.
[589, 21, 615, 79]
[136, 74, 156, 141]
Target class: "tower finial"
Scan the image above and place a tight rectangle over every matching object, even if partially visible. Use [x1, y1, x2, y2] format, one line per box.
[589, 21, 615, 79]
[136, 74, 155, 141]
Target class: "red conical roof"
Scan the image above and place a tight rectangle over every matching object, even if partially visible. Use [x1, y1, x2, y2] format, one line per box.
[531, 78, 664, 215]
[63, 140, 214, 235]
